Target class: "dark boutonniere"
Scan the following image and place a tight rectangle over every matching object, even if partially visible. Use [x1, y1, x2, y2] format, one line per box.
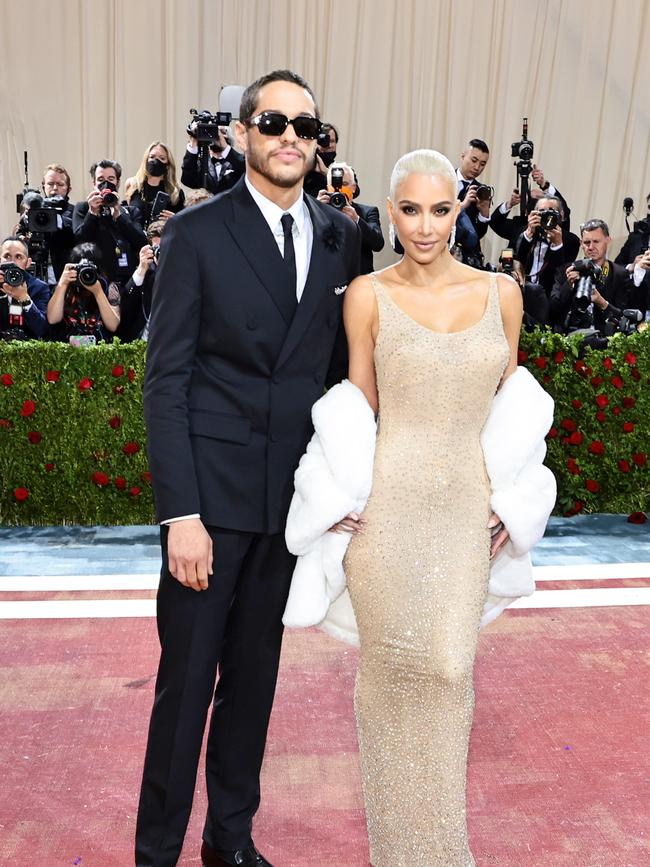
[322, 222, 345, 252]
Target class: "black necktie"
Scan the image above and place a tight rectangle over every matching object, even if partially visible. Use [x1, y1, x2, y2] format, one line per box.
[281, 213, 297, 310]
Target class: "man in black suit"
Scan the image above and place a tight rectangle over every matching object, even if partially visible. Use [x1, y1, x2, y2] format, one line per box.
[456, 138, 491, 241]
[181, 126, 246, 194]
[317, 162, 384, 273]
[514, 195, 580, 296]
[135, 70, 360, 867]
[549, 219, 635, 332]
[615, 192, 650, 267]
[490, 165, 572, 246]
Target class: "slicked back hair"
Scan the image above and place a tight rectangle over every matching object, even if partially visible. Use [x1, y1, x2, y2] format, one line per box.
[468, 138, 489, 154]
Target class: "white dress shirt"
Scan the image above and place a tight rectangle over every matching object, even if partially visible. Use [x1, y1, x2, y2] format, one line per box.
[162, 176, 314, 525]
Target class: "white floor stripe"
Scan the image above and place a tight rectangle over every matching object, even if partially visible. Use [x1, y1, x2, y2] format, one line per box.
[0, 574, 159, 591]
[1, 587, 650, 619]
[533, 562, 650, 581]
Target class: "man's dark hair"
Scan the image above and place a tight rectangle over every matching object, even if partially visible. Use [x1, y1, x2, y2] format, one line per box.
[1, 235, 29, 256]
[580, 218, 610, 237]
[146, 220, 166, 241]
[535, 194, 564, 219]
[89, 159, 122, 182]
[239, 69, 319, 124]
[322, 122, 339, 143]
[70, 242, 104, 270]
[468, 138, 489, 154]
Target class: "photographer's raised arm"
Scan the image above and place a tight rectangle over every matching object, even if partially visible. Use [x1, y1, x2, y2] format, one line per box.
[47, 264, 75, 324]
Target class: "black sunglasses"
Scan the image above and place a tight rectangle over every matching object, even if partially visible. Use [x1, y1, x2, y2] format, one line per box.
[247, 111, 321, 140]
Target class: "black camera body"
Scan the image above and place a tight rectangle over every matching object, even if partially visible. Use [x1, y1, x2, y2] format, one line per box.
[187, 108, 232, 143]
[71, 258, 99, 288]
[633, 218, 650, 235]
[0, 262, 26, 288]
[325, 167, 348, 210]
[573, 258, 602, 279]
[21, 190, 68, 233]
[316, 130, 331, 149]
[511, 138, 534, 161]
[470, 181, 494, 203]
[537, 208, 561, 232]
[151, 244, 161, 264]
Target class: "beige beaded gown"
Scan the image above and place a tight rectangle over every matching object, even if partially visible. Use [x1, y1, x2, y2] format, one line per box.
[344, 273, 510, 867]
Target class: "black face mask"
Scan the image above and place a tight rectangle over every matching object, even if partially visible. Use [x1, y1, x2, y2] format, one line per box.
[320, 151, 337, 168]
[97, 180, 118, 192]
[146, 158, 167, 177]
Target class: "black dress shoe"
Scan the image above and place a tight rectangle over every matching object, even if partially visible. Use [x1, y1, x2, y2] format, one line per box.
[201, 840, 273, 867]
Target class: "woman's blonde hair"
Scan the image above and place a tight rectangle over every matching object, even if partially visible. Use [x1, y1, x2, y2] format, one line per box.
[389, 149, 456, 201]
[128, 141, 182, 206]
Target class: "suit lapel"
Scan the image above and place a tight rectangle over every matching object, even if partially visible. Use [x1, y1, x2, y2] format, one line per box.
[274, 196, 337, 372]
[224, 179, 295, 324]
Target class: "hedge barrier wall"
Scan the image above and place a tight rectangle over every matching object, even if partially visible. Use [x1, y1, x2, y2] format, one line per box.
[0, 331, 648, 525]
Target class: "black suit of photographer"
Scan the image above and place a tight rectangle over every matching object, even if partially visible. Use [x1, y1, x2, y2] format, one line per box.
[116, 268, 155, 342]
[0, 273, 50, 339]
[549, 260, 633, 332]
[351, 202, 384, 274]
[72, 201, 146, 285]
[515, 226, 580, 297]
[180, 146, 245, 194]
[614, 224, 650, 267]
[457, 179, 490, 241]
[490, 187, 572, 247]
[44, 200, 75, 282]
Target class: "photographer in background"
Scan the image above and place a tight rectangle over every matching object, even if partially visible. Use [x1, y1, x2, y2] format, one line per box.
[181, 125, 244, 194]
[317, 161, 384, 273]
[497, 249, 548, 329]
[615, 191, 650, 269]
[0, 236, 49, 340]
[72, 160, 146, 290]
[117, 220, 166, 342]
[456, 139, 492, 241]
[304, 122, 339, 198]
[47, 242, 120, 342]
[514, 194, 580, 296]
[124, 142, 184, 228]
[490, 167, 571, 246]
[549, 219, 635, 334]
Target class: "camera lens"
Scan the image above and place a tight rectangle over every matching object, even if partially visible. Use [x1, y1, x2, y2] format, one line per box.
[329, 192, 348, 210]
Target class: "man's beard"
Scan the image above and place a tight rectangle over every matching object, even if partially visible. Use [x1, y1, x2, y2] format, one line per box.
[246, 142, 308, 189]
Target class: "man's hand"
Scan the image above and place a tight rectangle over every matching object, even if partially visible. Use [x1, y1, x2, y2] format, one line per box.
[0, 271, 29, 303]
[488, 512, 509, 559]
[507, 189, 521, 210]
[531, 164, 546, 188]
[87, 189, 104, 216]
[167, 518, 213, 591]
[460, 185, 479, 210]
[313, 153, 328, 175]
[159, 209, 175, 221]
[591, 286, 609, 311]
[633, 250, 650, 271]
[316, 190, 331, 205]
[565, 265, 579, 286]
[137, 244, 155, 276]
[525, 210, 541, 239]
[111, 202, 122, 221]
[477, 198, 491, 217]
[547, 225, 563, 247]
[341, 203, 359, 223]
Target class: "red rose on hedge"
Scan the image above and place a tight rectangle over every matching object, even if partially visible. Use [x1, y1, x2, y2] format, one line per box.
[603, 357, 613, 371]
[567, 458, 581, 475]
[79, 377, 93, 392]
[590, 376, 603, 387]
[533, 356, 548, 369]
[630, 368, 641, 381]
[1, 373, 13, 386]
[92, 471, 110, 487]
[108, 415, 121, 430]
[571, 399, 582, 409]
[547, 426, 558, 439]
[130, 486, 142, 497]
[611, 375, 624, 390]
[553, 351, 565, 364]
[622, 422, 634, 433]
[618, 460, 631, 473]
[20, 399, 36, 417]
[141, 471, 152, 483]
[123, 441, 140, 456]
[632, 453, 647, 467]
[595, 394, 608, 408]
[565, 500, 584, 516]
[517, 350, 528, 364]
[114, 476, 127, 490]
[560, 418, 577, 432]
[585, 479, 600, 493]
[0, 418, 12, 429]
[45, 370, 60, 383]
[622, 396, 636, 408]
[574, 359, 586, 373]
[44, 462, 55, 472]
[112, 365, 125, 377]
[588, 440, 605, 456]
[628, 512, 647, 524]
[595, 411, 606, 422]
[568, 431, 583, 446]
[127, 368, 136, 382]
[27, 431, 42, 445]
[625, 352, 637, 366]
[613, 407, 621, 416]
[14, 487, 29, 502]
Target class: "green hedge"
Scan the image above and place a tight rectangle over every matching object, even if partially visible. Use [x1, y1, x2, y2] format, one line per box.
[0, 332, 648, 525]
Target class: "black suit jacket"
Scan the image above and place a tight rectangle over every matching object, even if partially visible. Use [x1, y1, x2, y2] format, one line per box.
[144, 178, 360, 533]
[72, 201, 146, 284]
[457, 179, 489, 241]
[614, 228, 650, 267]
[180, 147, 245, 194]
[47, 201, 75, 281]
[514, 227, 581, 296]
[549, 260, 633, 331]
[352, 202, 384, 274]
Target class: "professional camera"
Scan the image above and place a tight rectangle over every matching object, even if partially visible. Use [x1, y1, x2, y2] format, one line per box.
[498, 248, 514, 274]
[187, 108, 232, 143]
[511, 119, 534, 161]
[618, 309, 643, 335]
[537, 208, 561, 232]
[573, 258, 602, 280]
[0, 262, 26, 288]
[511, 118, 534, 217]
[317, 129, 331, 149]
[470, 181, 494, 203]
[151, 244, 161, 264]
[20, 190, 68, 233]
[326, 167, 351, 210]
[71, 258, 99, 288]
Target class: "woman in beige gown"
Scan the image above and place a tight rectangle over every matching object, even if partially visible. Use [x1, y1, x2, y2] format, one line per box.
[338, 150, 523, 867]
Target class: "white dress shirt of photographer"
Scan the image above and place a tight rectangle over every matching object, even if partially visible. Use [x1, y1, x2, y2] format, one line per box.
[0, 237, 50, 338]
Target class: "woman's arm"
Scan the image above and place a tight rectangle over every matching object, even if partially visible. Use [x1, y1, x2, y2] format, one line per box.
[88, 280, 121, 332]
[496, 273, 524, 386]
[343, 274, 379, 414]
[47, 264, 76, 324]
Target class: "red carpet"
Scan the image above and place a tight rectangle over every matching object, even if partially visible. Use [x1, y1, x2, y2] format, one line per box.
[1, 604, 649, 865]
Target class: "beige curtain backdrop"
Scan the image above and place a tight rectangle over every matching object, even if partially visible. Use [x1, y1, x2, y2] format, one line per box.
[1, 0, 649, 266]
